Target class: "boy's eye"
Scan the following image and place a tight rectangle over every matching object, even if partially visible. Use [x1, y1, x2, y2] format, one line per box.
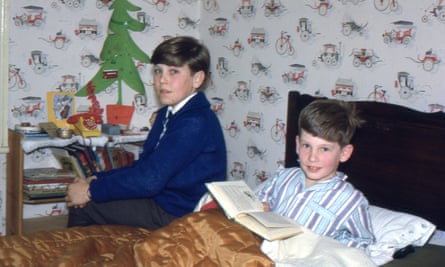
[301, 144, 310, 149]
[153, 68, 162, 75]
[169, 69, 179, 75]
[320, 147, 330, 152]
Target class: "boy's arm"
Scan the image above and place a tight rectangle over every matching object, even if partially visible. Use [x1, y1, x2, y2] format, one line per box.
[341, 202, 376, 249]
[90, 114, 210, 202]
[255, 168, 287, 206]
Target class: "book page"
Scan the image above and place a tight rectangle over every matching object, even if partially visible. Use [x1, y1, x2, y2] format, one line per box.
[245, 211, 300, 228]
[221, 184, 263, 211]
[236, 213, 302, 241]
[207, 180, 303, 241]
[206, 180, 263, 218]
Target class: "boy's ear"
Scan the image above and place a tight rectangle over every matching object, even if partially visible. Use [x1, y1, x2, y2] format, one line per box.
[340, 144, 354, 163]
[192, 70, 205, 89]
[295, 135, 300, 155]
[295, 135, 300, 156]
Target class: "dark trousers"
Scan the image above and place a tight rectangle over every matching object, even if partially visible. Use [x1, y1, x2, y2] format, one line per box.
[67, 198, 178, 231]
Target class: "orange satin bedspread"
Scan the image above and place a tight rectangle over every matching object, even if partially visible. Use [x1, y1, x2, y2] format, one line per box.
[0, 209, 273, 267]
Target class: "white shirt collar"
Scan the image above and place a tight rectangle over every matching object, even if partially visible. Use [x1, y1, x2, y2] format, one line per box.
[169, 92, 197, 115]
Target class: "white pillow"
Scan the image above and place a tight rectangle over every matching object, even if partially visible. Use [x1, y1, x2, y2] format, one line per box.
[367, 205, 436, 265]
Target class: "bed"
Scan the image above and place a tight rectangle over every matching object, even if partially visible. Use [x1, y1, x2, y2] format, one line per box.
[0, 90, 444, 266]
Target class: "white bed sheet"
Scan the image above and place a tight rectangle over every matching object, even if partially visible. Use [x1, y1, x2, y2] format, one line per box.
[261, 227, 377, 267]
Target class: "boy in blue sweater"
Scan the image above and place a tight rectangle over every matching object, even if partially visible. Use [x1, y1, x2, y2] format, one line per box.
[66, 36, 227, 230]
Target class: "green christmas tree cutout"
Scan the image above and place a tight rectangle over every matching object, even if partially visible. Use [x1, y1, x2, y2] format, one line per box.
[76, 0, 150, 105]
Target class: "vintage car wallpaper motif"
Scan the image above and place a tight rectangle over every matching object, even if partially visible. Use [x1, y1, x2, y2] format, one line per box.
[2, 0, 445, 235]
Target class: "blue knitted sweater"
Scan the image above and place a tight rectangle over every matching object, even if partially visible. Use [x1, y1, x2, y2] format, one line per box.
[89, 92, 227, 216]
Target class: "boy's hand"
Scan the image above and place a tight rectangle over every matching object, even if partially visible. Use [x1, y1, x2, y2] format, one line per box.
[65, 176, 97, 208]
[262, 202, 270, 212]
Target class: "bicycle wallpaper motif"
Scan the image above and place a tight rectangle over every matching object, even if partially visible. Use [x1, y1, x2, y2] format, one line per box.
[3, 0, 445, 234]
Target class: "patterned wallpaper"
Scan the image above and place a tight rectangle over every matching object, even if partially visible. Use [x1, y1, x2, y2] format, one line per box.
[3, 0, 445, 234]
[199, 0, 445, 188]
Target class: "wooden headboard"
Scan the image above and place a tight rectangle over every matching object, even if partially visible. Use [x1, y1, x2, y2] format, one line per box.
[285, 91, 445, 230]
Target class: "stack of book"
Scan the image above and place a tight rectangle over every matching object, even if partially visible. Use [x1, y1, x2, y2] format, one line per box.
[15, 124, 50, 139]
[50, 143, 139, 179]
[23, 167, 77, 200]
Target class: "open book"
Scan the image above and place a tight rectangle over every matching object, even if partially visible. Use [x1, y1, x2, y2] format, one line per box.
[206, 180, 303, 241]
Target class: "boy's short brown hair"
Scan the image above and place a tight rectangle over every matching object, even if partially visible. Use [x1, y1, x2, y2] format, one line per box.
[151, 36, 210, 90]
[298, 99, 364, 147]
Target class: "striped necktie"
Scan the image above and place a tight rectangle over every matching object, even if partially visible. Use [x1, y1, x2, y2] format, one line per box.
[157, 110, 172, 147]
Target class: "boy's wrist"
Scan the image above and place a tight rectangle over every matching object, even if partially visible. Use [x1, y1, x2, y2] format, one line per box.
[86, 187, 92, 201]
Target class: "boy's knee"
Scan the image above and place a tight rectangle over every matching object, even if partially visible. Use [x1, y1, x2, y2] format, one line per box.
[67, 206, 92, 227]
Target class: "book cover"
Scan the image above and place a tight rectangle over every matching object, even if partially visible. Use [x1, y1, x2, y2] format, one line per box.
[64, 146, 92, 177]
[116, 149, 128, 167]
[24, 182, 69, 200]
[122, 142, 144, 161]
[206, 180, 303, 241]
[86, 145, 101, 172]
[51, 147, 86, 178]
[107, 146, 123, 169]
[119, 149, 135, 167]
[91, 146, 104, 172]
[70, 144, 100, 173]
[23, 167, 76, 181]
[23, 177, 74, 185]
[97, 146, 112, 171]
[22, 132, 51, 139]
[126, 150, 135, 166]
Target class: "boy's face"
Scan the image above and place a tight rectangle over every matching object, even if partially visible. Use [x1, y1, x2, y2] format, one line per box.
[296, 130, 353, 188]
[153, 64, 205, 107]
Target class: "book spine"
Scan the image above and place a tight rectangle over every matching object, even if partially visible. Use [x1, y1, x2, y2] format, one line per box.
[50, 143, 136, 180]
[66, 152, 86, 179]
[110, 148, 122, 169]
[70, 144, 97, 174]
[100, 145, 113, 171]
[117, 149, 128, 167]
[66, 146, 92, 177]
[126, 150, 135, 166]
[85, 146, 101, 173]
[58, 156, 84, 178]
[91, 146, 104, 172]
[106, 146, 117, 169]
[22, 132, 51, 138]
[50, 147, 85, 178]
[23, 177, 74, 184]
[76, 151, 93, 177]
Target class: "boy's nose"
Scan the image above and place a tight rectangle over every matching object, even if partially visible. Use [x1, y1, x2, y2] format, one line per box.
[159, 74, 168, 83]
[308, 150, 318, 162]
